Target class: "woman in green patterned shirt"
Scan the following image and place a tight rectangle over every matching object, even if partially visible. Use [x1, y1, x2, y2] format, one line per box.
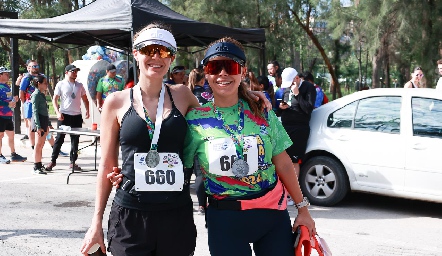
[183, 37, 316, 256]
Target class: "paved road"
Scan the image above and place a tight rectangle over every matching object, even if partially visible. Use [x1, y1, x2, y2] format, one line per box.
[1, 133, 442, 255]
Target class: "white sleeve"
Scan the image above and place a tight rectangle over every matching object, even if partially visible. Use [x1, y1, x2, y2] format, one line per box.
[54, 82, 61, 96]
[79, 82, 86, 96]
[436, 78, 442, 90]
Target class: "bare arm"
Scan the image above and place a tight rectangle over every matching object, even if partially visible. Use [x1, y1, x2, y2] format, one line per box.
[80, 93, 121, 255]
[272, 151, 316, 236]
[96, 92, 103, 110]
[52, 95, 63, 120]
[81, 94, 90, 119]
[19, 90, 26, 103]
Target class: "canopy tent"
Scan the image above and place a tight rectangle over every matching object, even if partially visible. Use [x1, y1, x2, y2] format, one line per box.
[0, 0, 266, 51]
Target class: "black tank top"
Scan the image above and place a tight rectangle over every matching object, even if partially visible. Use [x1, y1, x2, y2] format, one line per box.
[113, 86, 191, 211]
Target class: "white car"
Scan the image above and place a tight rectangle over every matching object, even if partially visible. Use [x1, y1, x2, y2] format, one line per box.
[300, 88, 442, 206]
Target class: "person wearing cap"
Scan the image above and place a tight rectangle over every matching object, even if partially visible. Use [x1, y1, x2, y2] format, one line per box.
[19, 60, 44, 149]
[279, 67, 316, 178]
[165, 65, 186, 85]
[96, 64, 125, 112]
[81, 22, 201, 256]
[0, 67, 27, 164]
[45, 64, 90, 172]
[95, 24, 273, 256]
[184, 37, 316, 256]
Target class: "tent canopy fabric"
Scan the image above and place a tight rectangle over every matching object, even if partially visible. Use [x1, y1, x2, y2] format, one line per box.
[0, 0, 265, 51]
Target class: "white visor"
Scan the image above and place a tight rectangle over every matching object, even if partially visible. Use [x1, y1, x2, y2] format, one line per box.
[133, 28, 177, 53]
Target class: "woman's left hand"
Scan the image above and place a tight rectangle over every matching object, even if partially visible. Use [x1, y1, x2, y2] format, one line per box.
[107, 167, 123, 188]
[293, 208, 316, 238]
[249, 91, 272, 110]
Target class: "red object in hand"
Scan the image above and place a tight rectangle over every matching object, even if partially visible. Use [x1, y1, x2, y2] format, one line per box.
[295, 225, 325, 256]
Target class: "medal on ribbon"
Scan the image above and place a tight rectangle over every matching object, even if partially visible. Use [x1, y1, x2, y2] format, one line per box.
[213, 99, 249, 178]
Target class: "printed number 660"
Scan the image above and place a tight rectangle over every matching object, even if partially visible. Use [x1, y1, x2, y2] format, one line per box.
[145, 170, 176, 185]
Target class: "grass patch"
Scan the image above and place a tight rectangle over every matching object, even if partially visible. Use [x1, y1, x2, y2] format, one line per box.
[46, 95, 56, 116]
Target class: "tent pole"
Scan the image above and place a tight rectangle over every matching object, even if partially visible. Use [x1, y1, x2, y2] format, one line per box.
[261, 42, 266, 77]
[131, 29, 137, 85]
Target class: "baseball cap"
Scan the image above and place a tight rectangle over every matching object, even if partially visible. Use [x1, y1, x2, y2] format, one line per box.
[0, 67, 12, 74]
[65, 64, 80, 72]
[281, 67, 298, 88]
[172, 66, 186, 74]
[201, 42, 246, 66]
[106, 64, 117, 72]
[133, 27, 177, 54]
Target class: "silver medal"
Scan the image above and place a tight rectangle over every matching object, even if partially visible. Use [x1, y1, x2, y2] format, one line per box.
[145, 150, 160, 168]
[231, 159, 249, 178]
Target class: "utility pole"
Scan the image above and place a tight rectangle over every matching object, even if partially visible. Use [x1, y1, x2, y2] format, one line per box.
[0, 11, 21, 134]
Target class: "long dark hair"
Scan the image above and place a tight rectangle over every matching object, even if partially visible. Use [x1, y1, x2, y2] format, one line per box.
[188, 68, 205, 91]
[32, 75, 46, 90]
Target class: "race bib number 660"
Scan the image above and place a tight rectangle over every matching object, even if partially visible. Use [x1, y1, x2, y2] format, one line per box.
[134, 152, 184, 191]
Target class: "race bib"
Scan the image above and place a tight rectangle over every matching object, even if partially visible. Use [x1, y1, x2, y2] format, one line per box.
[208, 136, 258, 176]
[6, 91, 12, 100]
[134, 152, 184, 191]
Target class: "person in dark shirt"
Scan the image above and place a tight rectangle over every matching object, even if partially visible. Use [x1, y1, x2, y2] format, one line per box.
[30, 75, 51, 174]
[188, 68, 212, 105]
[278, 67, 316, 178]
[165, 65, 186, 85]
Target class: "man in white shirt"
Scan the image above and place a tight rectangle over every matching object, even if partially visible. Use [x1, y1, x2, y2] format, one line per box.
[46, 64, 90, 171]
[436, 59, 442, 90]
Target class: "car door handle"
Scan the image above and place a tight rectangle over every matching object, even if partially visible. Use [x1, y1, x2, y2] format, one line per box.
[412, 143, 426, 150]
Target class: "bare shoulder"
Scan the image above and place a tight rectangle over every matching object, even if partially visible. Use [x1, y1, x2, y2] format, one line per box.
[103, 90, 130, 111]
[167, 84, 199, 108]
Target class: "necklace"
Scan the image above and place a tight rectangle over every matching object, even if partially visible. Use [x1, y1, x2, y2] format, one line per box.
[212, 99, 249, 178]
[68, 81, 76, 99]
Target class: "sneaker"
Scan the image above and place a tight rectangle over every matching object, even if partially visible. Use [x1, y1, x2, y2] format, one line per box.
[69, 163, 82, 171]
[10, 152, 27, 162]
[0, 155, 11, 164]
[45, 162, 56, 172]
[59, 151, 69, 157]
[20, 135, 29, 140]
[287, 197, 294, 206]
[33, 166, 47, 175]
[198, 206, 206, 215]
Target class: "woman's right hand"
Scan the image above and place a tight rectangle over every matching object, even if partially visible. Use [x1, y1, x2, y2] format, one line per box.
[107, 167, 123, 188]
[80, 222, 105, 256]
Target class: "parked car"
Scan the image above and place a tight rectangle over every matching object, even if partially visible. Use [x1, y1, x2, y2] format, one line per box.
[300, 88, 442, 206]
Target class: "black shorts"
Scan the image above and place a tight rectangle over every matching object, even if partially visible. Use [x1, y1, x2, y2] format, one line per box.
[0, 117, 14, 132]
[31, 114, 49, 132]
[284, 125, 310, 164]
[107, 202, 197, 256]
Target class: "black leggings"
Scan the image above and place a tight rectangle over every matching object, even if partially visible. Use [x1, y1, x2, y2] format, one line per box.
[51, 113, 83, 163]
[207, 206, 293, 256]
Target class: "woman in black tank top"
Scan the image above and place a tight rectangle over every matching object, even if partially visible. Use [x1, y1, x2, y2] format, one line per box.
[81, 23, 201, 256]
[404, 66, 424, 88]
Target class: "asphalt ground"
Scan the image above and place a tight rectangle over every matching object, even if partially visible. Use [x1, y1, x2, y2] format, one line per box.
[3, 122, 441, 255]
[0, 124, 326, 256]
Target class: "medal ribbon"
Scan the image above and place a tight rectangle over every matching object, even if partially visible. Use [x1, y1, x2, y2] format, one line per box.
[213, 99, 245, 159]
[140, 84, 166, 151]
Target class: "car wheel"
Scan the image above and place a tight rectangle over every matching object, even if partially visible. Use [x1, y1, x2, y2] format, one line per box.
[299, 156, 349, 206]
